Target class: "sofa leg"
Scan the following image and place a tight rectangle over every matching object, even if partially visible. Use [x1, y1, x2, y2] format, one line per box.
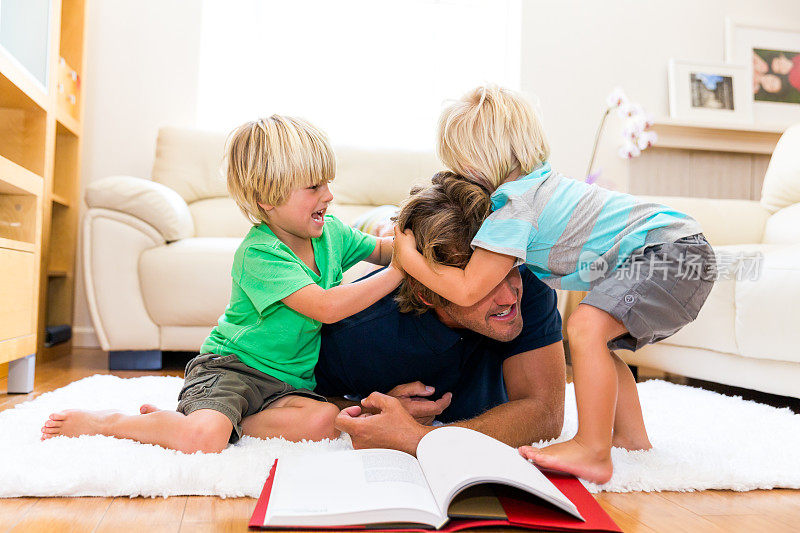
[109, 350, 163, 370]
[8, 354, 36, 393]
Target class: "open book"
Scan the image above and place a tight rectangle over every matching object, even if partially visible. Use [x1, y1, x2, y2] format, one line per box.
[251, 427, 619, 531]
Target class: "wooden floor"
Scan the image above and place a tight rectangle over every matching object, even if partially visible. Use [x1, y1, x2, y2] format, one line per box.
[2, 349, 800, 533]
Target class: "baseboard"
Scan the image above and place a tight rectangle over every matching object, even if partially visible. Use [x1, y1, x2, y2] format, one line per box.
[72, 326, 100, 348]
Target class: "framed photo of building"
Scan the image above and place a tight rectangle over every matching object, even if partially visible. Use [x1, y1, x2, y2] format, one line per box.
[725, 19, 800, 126]
[668, 59, 753, 125]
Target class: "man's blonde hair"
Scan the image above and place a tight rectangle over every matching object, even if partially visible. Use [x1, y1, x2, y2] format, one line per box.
[226, 115, 335, 225]
[437, 84, 550, 191]
[394, 172, 491, 314]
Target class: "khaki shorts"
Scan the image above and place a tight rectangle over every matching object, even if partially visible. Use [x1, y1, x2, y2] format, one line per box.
[582, 234, 716, 351]
[176, 353, 327, 443]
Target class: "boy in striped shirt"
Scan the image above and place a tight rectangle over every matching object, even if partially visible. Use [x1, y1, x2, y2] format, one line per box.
[394, 85, 715, 484]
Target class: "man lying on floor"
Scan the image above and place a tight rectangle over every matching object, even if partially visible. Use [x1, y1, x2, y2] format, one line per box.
[319, 172, 566, 455]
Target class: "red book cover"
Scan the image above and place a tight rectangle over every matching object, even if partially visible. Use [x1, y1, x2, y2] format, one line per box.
[249, 460, 621, 532]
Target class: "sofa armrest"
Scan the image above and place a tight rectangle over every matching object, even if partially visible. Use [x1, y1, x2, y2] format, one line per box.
[763, 203, 800, 245]
[86, 176, 194, 241]
[636, 195, 771, 246]
[82, 208, 163, 351]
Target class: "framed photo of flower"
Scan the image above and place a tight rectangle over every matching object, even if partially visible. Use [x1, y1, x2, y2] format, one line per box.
[725, 19, 800, 126]
[668, 59, 753, 125]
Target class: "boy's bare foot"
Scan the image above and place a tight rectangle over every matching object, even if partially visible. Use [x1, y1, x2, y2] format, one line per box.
[40, 409, 121, 441]
[518, 438, 613, 484]
[611, 433, 652, 451]
[140, 404, 160, 414]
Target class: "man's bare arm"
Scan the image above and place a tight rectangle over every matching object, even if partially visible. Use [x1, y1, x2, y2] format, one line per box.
[337, 341, 566, 454]
[443, 341, 565, 446]
[329, 382, 453, 424]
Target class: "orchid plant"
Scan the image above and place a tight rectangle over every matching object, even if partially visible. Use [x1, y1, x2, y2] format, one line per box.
[585, 87, 657, 186]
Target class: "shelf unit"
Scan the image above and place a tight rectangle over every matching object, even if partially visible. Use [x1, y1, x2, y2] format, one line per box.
[0, 0, 86, 390]
[627, 120, 784, 201]
[649, 120, 784, 155]
[0, 97, 44, 390]
[40, 0, 87, 362]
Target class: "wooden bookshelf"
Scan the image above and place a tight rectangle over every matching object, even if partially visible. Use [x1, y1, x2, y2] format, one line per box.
[0, 101, 44, 393]
[0, 0, 86, 390]
[39, 0, 87, 362]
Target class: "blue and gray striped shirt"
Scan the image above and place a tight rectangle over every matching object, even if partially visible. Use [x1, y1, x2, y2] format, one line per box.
[471, 162, 702, 291]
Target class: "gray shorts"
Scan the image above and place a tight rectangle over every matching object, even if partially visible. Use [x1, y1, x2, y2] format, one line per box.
[176, 353, 327, 443]
[582, 233, 715, 351]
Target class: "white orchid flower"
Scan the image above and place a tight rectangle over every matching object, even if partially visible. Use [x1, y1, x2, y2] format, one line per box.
[618, 102, 645, 119]
[588, 88, 656, 177]
[618, 141, 641, 159]
[622, 122, 644, 141]
[629, 114, 649, 133]
[636, 131, 658, 151]
[606, 87, 628, 108]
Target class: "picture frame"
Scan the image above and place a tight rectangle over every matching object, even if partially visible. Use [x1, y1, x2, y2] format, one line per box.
[725, 18, 800, 127]
[668, 59, 753, 125]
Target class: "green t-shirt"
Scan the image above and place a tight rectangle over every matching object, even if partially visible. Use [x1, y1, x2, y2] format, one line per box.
[200, 215, 378, 390]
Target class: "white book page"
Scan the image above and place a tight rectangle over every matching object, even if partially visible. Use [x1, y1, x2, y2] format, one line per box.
[264, 449, 444, 528]
[416, 427, 583, 521]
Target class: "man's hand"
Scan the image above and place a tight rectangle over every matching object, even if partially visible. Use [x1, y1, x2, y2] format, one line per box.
[335, 392, 436, 456]
[382, 382, 452, 425]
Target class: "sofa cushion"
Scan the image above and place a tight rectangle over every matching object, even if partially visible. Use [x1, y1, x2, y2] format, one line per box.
[657, 244, 782, 357]
[151, 127, 228, 204]
[332, 146, 440, 206]
[658, 273, 738, 355]
[139, 238, 239, 326]
[637, 195, 769, 246]
[140, 236, 377, 327]
[327, 203, 384, 226]
[151, 127, 442, 209]
[188, 198, 384, 238]
[351, 205, 399, 236]
[735, 244, 800, 364]
[189, 197, 252, 238]
[763, 203, 800, 245]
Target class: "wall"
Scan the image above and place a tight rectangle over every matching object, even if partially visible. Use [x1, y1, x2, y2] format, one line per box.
[519, 0, 800, 190]
[195, 0, 521, 151]
[72, 0, 202, 347]
[72, 0, 800, 347]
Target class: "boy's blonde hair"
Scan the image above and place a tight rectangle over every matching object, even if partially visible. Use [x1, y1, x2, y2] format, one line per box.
[226, 115, 335, 225]
[437, 84, 550, 191]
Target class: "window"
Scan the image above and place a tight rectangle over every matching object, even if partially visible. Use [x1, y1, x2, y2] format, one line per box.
[197, 0, 521, 150]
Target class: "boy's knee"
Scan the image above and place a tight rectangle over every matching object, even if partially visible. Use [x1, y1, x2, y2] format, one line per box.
[566, 307, 600, 341]
[305, 402, 340, 441]
[567, 305, 619, 346]
[180, 417, 231, 454]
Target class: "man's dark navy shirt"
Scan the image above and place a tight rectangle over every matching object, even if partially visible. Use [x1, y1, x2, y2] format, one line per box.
[315, 267, 562, 423]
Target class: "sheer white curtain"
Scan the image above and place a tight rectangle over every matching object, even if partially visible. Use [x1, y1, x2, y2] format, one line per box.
[197, 0, 521, 150]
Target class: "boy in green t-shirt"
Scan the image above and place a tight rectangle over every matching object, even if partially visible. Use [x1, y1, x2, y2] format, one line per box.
[41, 116, 403, 452]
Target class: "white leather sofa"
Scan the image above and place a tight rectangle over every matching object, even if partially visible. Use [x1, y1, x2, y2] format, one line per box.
[83, 126, 439, 369]
[616, 125, 800, 399]
[85, 125, 800, 401]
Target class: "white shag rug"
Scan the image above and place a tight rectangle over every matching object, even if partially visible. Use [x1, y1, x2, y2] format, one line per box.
[1, 375, 799, 497]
